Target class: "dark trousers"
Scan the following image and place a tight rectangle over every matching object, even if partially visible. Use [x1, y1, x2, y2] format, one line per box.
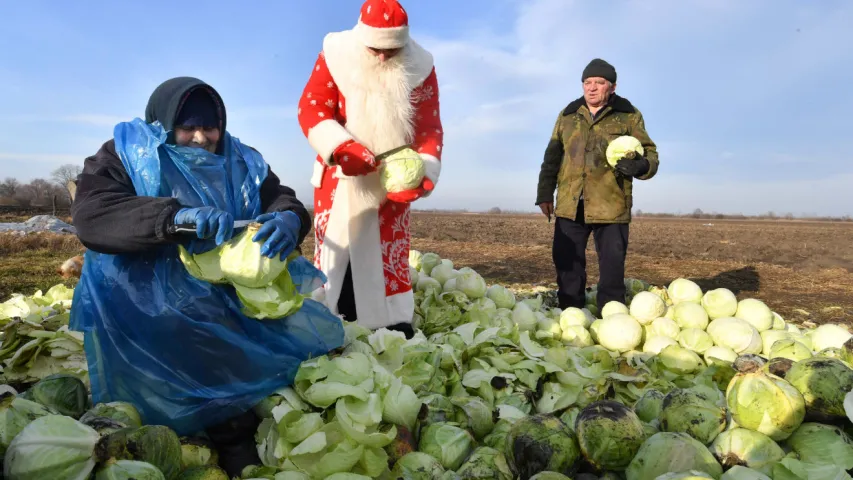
[336, 262, 415, 338]
[337, 263, 358, 322]
[205, 410, 261, 477]
[553, 202, 629, 310]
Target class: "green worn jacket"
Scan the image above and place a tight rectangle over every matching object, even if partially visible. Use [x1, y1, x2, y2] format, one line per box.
[536, 94, 658, 223]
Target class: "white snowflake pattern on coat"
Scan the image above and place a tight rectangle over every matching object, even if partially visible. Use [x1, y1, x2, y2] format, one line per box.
[411, 85, 435, 104]
[381, 208, 412, 293]
[312, 209, 331, 266]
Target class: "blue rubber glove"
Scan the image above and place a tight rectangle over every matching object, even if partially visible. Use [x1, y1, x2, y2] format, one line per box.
[252, 211, 302, 260]
[174, 207, 235, 246]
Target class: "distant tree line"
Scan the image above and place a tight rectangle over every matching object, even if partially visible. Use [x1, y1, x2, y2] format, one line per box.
[415, 207, 852, 222]
[0, 164, 82, 208]
[2, 167, 850, 223]
[633, 208, 852, 222]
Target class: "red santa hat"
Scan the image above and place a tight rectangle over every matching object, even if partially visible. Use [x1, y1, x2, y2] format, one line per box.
[354, 0, 410, 49]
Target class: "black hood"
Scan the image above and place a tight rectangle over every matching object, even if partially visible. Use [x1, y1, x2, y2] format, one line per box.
[144, 77, 227, 152]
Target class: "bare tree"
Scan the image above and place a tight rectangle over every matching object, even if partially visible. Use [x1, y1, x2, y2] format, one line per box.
[20, 179, 54, 205]
[51, 164, 83, 201]
[14, 195, 31, 207]
[0, 177, 20, 197]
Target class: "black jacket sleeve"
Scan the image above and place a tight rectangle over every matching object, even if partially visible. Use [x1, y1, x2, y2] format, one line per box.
[71, 140, 183, 254]
[536, 139, 564, 205]
[72, 140, 313, 254]
[535, 113, 565, 205]
[259, 166, 313, 246]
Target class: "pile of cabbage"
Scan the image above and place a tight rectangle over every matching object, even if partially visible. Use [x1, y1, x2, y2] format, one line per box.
[3, 250, 853, 479]
[0, 373, 229, 479]
[0, 285, 86, 385]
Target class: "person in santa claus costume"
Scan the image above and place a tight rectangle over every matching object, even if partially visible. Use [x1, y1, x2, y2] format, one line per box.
[298, 0, 442, 338]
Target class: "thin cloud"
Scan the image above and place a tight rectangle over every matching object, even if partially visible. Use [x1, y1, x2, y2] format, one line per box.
[62, 114, 128, 127]
[0, 152, 82, 163]
[0, 153, 86, 175]
[0, 108, 297, 129]
[0, 114, 128, 127]
[0, 0, 850, 216]
[412, 0, 853, 215]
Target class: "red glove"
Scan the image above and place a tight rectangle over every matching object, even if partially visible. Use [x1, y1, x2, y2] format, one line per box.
[332, 140, 378, 176]
[387, 178, 434, 203]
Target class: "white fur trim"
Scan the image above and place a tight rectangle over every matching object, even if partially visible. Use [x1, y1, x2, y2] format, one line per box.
[307, 119, 353, 165]
[420, 153, 441, 198]
[310, 162, 326, 188]
[379, 290, 415, 329]
[322, 30, 434, 156]
[317, 174, 389, 327]
[330, 168, 385, 210]
[317, 191, 350, 315]
[355, 21, 409, 49]
[420, 153, 441, 185]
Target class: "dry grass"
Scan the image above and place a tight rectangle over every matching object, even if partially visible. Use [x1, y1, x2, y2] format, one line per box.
[0, 233, 83, 300]
[0, 232, 83, 256]
[0, 213, 72, 224]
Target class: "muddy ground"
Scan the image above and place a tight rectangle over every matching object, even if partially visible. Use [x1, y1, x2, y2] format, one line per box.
[403, 214, 853, 326]
[323, 213, 852, 326]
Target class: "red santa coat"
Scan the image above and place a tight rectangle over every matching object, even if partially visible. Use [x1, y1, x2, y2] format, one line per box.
[297, 29, 443, 330]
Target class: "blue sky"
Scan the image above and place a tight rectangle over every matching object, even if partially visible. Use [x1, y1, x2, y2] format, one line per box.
[1, 0, 852, 216]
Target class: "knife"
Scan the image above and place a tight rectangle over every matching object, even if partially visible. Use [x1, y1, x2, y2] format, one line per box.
[168, 219, 254, 235]
[375, 144, 414, 161]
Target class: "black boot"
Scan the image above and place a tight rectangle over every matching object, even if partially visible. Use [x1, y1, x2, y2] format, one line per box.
[337, 262, 358, 322]
[205, 410, 262, 478]
[386, 322, 415, 339]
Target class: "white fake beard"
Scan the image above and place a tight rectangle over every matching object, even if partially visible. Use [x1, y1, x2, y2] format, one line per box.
[335, 46, 420, 209]
[340, 46, 416, 156]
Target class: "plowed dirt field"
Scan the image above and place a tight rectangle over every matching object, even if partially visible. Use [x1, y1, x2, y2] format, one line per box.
[3, 212, 852, 326]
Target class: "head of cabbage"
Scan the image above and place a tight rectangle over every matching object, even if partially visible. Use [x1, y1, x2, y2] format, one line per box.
[378, 147, 426, 193]
[667, 278, 703, 304]
[456, 271, 487, 299]
[605, 136, 645, 168]
[179, 224, 306, 319]
[629, 292, 666, 324]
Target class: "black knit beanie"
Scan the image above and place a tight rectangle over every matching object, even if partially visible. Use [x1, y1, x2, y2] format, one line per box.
[582, 58, 617, 83]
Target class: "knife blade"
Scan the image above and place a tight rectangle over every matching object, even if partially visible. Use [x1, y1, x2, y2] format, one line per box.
[375, 144, 413, 161]
[168, 219, 254, 235]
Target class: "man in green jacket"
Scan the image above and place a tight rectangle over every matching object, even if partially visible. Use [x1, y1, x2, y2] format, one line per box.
[536, 58, 659, 310]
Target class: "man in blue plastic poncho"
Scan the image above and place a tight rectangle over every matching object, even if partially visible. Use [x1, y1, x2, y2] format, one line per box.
[70, 77, 345, 476]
